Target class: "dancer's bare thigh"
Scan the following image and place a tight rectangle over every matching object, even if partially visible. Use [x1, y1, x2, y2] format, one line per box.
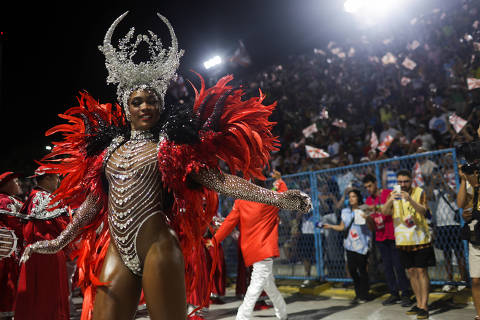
[92, 243, 142, 320]
[142, 230, 187, 320]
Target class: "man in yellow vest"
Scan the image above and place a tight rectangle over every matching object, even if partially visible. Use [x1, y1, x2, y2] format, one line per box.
[383, 169, 435, 320]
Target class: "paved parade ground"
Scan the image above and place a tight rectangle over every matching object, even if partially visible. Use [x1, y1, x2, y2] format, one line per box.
[71, 281, 476, 319]
[202, 289, 475, 320]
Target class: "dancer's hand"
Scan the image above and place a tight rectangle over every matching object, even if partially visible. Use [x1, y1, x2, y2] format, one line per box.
[19, 245, 33, 264]
[278, 190, 312, 213]
[19, 240, 59, 264]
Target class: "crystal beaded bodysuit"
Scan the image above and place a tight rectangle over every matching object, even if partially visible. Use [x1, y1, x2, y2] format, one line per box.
[105, 131, 164, 275]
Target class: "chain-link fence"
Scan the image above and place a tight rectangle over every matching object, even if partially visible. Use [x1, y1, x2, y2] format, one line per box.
[218, 148, 468, 286]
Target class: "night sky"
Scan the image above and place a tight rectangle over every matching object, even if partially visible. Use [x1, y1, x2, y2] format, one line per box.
[0, 0, 442, 173]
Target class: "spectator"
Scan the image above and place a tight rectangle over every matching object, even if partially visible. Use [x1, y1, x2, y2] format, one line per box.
[317, 181, 346, 278]
[297, 210, 317, 288]
[363, 174, 413, 307]
[382, 159, 400, 190]
[413, 124, 436, 151]
[383, 170, 434, 320]
[428, 106, 452, 145]
[457, 164, 480, 320]
[324, 189, 374, 304]
[426, 172, 468, 292]
[380, 121, 400, 143]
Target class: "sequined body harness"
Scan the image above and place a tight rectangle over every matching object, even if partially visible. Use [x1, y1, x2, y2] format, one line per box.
[104, 130, 164, 275]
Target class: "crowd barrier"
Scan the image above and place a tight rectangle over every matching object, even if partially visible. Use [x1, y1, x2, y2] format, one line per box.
[218, 148, 469, 286]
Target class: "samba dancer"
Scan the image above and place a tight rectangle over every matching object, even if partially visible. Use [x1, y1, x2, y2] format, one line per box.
[20, 12, 311, 320]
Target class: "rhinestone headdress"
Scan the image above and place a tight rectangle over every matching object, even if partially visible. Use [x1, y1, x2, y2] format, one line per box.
[99, 11, 184, 119]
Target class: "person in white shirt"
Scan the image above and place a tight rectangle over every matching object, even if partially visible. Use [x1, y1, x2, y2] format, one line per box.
[426, 175, 468, 292]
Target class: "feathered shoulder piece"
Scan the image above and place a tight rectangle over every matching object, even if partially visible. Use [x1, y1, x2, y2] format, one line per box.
[159, 73, 280, 194]
[38, 92, 128, 208]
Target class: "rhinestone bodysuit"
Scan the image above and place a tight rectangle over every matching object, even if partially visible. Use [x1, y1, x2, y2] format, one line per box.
[105, 130, 164, 275]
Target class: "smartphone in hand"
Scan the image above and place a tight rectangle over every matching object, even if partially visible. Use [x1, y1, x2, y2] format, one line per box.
[393, 184, 402, 200]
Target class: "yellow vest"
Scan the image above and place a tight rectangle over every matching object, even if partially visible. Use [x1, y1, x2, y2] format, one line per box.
[393, 187, 431, 246]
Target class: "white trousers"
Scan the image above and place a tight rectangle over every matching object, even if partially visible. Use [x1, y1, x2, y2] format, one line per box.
[236, 258, 287, 320]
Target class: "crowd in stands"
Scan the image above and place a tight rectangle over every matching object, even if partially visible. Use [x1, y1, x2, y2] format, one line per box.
[224, 0, 480, 175]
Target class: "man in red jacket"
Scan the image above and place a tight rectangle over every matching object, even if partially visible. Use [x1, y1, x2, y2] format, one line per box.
[207, 170, 290, 320]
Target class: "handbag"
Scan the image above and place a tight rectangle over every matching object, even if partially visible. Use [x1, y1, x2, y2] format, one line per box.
[439, 192, 461, 223]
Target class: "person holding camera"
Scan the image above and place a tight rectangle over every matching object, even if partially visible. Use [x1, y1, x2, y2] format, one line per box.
[383, 169, 434, 320]
[457, 164, 480, 320]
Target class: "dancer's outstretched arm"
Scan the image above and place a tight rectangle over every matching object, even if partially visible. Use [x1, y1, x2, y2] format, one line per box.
[20, 194, 102, 263]
[191, 169, 312, 213]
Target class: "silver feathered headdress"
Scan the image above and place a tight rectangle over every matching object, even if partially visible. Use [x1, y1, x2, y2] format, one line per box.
[98, 11, 184, 119]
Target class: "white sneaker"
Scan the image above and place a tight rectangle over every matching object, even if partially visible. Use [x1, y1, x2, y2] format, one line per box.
[457, 285, 467, 291]
[442, 284, 455, 292]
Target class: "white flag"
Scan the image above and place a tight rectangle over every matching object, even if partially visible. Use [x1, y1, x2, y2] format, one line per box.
[305, 145, 330, 159]
[407, 40, 420, 50]
[319, 107, 329, 119]
[348, 47, 355, 57]
[381, 52, 397, 65]
[302, 123, 318, 138]
[467, 78, 480, 90]
[449, 114, 467, 133]
[377, 135, 394, 153]
[412, 161, 424, 187]
[370, 131, 379, 149]
[402, 57, 417, 70]
[332, 119, 347, 128]
[331, 47, 341, 55]
[401, 77, 411, 86]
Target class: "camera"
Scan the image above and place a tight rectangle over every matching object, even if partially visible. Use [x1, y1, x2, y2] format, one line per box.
[456, 141, 480, 174]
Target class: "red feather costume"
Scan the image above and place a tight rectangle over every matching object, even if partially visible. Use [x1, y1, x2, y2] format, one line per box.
[38, 74, 278, 320]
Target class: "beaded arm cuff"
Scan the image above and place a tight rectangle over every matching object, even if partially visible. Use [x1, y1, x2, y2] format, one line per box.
[192, 169, 312, 213]
[20, 195, 101, 264]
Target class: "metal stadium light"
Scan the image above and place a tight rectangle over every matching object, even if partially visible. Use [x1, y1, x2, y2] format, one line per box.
[204, 55, 222, 69]
[343, 0, 403, 25]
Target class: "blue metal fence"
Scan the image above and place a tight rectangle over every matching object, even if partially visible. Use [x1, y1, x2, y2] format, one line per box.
[218, 148, 469, 286]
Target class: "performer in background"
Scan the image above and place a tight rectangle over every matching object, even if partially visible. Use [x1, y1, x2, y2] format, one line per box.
[15, 167, 70, 320]
[20, 11, 311, 320]
[207, 173, 289, 320]
[0, 172, 24, 320]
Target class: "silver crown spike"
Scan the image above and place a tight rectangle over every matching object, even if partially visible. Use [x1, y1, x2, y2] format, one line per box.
[103, 11, 129, 51]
